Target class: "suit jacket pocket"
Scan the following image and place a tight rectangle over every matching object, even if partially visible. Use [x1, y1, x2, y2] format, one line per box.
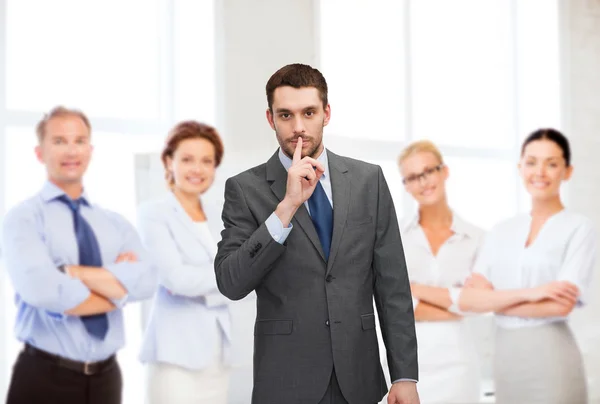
[361, 313, 376, 330]
[254, 319, 293, 335]
[346, 216, 373, 229]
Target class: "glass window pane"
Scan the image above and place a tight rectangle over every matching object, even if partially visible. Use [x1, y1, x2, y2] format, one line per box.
[320, 0, 407, 141]
[85, 132, 164, 217]
[410, 0, 515, 150]
[515, 0, 561, 137]
[364, 160, 404, 216]
[445, 156, 518, 229]
[6, 0, 161, 120]
[3, 127, 46, 211]
[173, 0, 217, 124]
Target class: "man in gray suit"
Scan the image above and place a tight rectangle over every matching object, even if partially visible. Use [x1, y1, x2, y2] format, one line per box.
[215, 64, 419, 404]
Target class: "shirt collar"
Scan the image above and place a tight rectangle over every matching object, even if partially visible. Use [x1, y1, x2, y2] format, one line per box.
[401, 209, 474, 238]
[40, 181, 91, 206]
[278, 147, 329, 179]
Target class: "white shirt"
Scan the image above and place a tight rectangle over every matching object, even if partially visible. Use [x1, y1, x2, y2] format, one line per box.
[474, 209, 597, 329]
[195, 221, 217, 255]
[401, 211, 485, 296]
[398, 211, 483, 393]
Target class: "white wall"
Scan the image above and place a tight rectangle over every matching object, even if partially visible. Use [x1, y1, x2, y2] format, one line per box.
[560, 0, 600, 401]
[215, 0, 318, 171]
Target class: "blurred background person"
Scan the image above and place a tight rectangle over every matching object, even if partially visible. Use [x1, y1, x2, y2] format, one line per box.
[137, 121, 231, 404]
[2, 106, 156, 404]
[458, 129, 596, 404]
[398, 140, 483, 403]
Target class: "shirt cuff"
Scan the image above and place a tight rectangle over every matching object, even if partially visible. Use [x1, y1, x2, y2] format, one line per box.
[104, 261, 143, 295]
[412, 297, 419, 311]
[447, 286, 463, 314]
[111, 294, 129, 309]
[265, 212, 293, 244]
[204, 292, 229, 308]
[393, 379, 417, 383]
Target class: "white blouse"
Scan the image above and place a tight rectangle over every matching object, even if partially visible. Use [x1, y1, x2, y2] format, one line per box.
[400, 211, 485, 371]
[401, 212, 485, 293]
[194, 221, 218, 255]
[474, 209, 597, 329]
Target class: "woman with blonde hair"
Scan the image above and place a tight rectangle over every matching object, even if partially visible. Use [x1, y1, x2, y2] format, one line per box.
[397, 140, 484, 403]
[137, 121, 231, 404]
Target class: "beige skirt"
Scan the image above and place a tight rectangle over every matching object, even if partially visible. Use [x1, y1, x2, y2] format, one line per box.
[494, 321, 587, 404]
[145, 336, 230, 404]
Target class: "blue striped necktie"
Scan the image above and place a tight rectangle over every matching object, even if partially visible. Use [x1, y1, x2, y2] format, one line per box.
[58, 195, 109, 340]
[308, 181, 333, 260]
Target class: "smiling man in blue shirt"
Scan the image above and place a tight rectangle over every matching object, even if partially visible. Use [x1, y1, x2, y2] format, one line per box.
[1, 106, 157, 404]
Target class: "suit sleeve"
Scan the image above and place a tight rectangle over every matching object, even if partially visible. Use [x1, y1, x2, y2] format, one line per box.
[214, 177, 287, 300]
[372, 166, 419, 381]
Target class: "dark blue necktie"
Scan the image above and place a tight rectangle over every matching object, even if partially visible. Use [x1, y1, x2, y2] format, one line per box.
[58, 195, 109, 340]
[308, 181, 333, 261]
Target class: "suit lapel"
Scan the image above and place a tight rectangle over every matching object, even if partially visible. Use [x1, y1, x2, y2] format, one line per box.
[325, 151, 350, 275]
[266, 151, 326, 262]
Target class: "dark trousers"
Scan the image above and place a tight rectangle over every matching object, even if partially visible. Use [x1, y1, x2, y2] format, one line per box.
[6, 350, 122, 404]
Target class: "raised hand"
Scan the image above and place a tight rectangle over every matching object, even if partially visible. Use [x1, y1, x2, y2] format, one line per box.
[275, 137, 326, 227]
[284, 136, 325, 207]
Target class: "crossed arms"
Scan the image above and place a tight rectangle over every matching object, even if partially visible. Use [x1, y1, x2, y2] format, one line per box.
[410, 276, 580, 320]
[2, 208, 156, 317]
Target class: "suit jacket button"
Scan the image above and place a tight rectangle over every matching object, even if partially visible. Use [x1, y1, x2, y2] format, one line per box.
[325, 320, 330, 327]
[325, 275, 333, 283]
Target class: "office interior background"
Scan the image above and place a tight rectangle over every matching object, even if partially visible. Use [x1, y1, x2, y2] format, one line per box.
[0, 0, 599, 402]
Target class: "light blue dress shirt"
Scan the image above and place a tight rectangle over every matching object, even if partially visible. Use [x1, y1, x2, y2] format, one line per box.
[1, 181, 157, 362]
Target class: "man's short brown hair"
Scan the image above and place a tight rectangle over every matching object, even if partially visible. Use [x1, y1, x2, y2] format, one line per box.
[265, 64, 328, 112]
[36, 106, 92, 143]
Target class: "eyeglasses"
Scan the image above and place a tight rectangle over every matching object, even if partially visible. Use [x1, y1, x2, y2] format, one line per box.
[402, 163, 444, 185]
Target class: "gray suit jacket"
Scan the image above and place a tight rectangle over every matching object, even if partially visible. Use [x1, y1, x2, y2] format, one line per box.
[215, 150, 418, 404]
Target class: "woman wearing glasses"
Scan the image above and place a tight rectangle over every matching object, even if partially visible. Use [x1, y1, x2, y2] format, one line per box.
[137, 121, 231, 404]
[458, 129, 595, 404]
[397, 140, 484, 403]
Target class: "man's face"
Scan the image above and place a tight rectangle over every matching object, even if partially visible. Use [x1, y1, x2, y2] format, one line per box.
[35, 115, 93, 186]
[266, 86, 331, 159]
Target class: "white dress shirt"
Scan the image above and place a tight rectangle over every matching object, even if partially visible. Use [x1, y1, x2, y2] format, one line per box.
[399, 211, 484, 402]
[401, 211, 485, 303]
[473, 209, 597, 329]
